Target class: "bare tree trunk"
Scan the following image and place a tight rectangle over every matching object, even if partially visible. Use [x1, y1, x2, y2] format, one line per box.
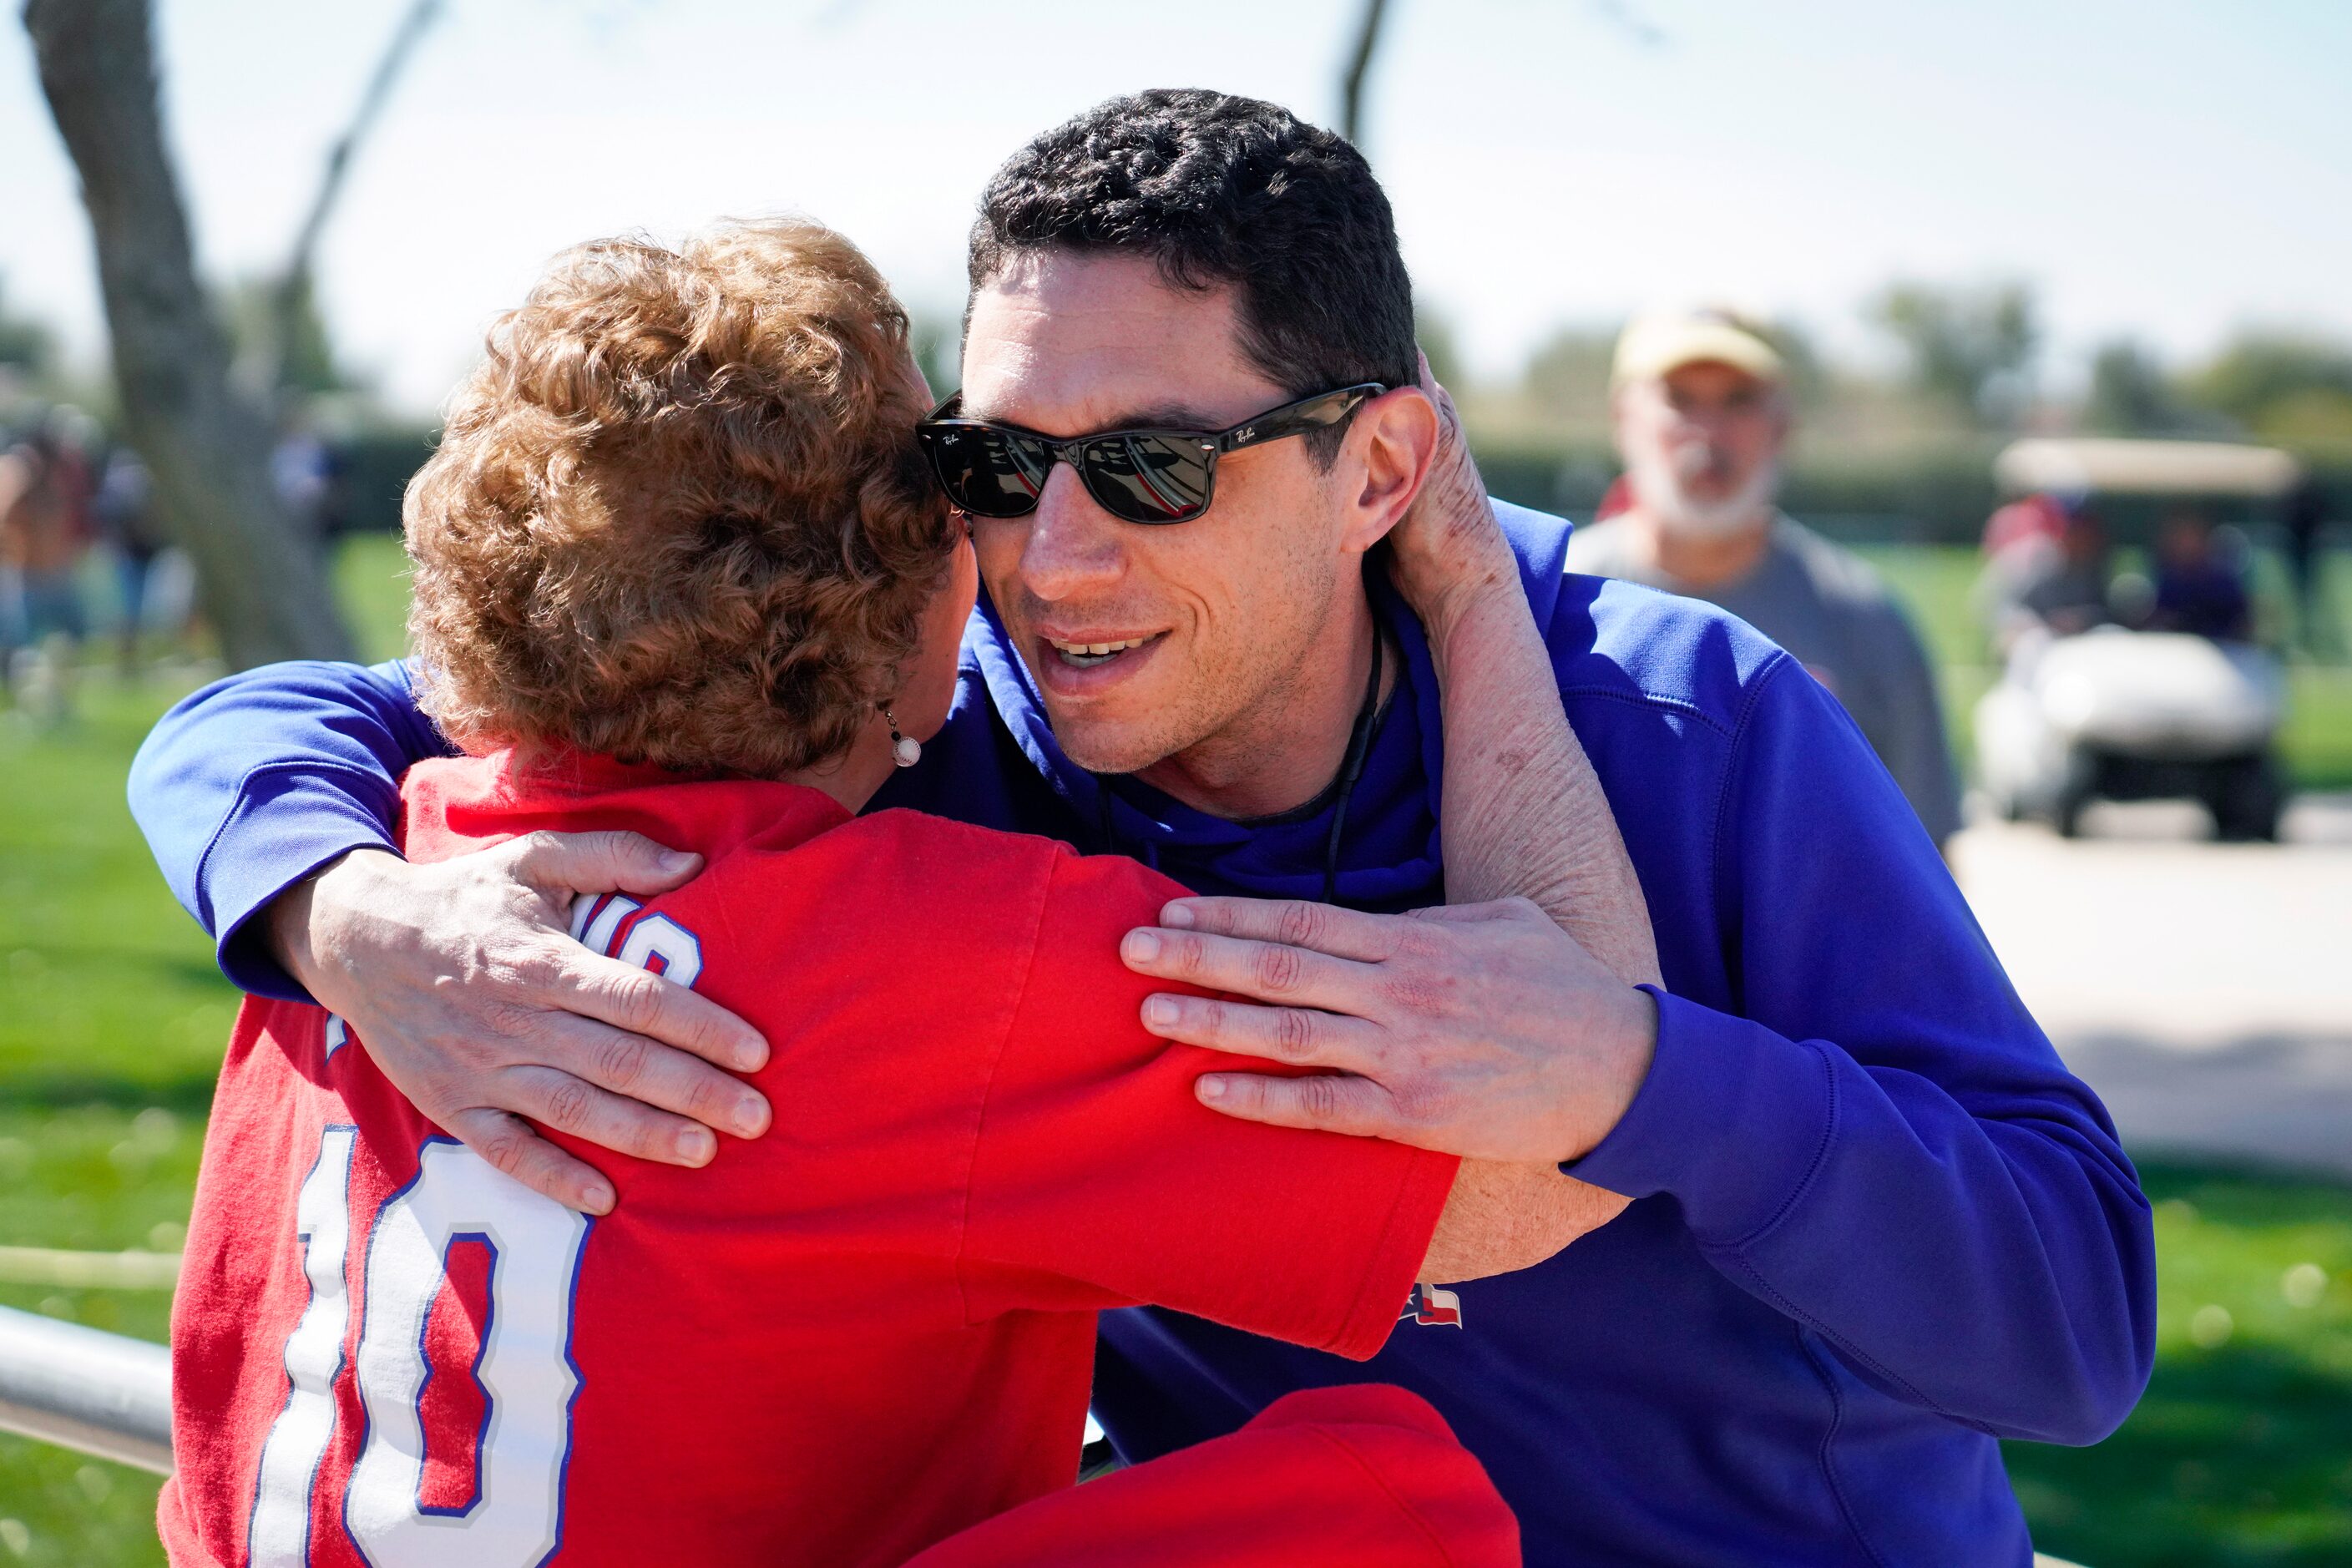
[1340, 0, 1392, 146]
[24, 0, 354, 667]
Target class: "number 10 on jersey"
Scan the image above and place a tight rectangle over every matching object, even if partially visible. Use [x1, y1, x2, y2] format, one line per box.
[248, 1128, 590, 1567]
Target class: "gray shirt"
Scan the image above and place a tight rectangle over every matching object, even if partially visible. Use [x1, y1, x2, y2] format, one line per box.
[1565, 514, 1964, 845]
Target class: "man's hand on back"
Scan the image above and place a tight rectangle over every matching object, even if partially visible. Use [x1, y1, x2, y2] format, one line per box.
[1122, 896, 1657, 1167]
[271, 833, 771, 1214]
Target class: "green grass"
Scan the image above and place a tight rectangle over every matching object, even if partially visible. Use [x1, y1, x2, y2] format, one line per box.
[0, 683, 246, 1110]
[2007, 1162, 2352, 1567]
[2279, 668, 2352, 790]
[0, 539, 2348, 1562]
[334, 530, 416, 665]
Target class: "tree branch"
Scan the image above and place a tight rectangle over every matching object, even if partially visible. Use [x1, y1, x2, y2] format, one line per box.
[271, 0, 443, 398]
[1340, 0, 1391, 145]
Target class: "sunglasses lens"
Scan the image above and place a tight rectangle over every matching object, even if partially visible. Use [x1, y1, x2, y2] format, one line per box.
[1082, 435, 1213, 524]
[926, 426, 1051, 517]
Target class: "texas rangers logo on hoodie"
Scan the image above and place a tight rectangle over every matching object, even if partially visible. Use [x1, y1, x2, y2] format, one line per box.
[1400, 1282, 1463, 1328]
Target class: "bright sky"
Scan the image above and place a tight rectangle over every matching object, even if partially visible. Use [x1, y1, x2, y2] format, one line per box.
[4, 0, 2347, 415]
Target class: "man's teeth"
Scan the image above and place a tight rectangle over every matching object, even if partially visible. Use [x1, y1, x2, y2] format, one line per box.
[1049, 635, 1151, 666]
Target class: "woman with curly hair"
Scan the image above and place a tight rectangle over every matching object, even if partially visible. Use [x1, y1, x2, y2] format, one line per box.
[156, 218, 1627, 1566]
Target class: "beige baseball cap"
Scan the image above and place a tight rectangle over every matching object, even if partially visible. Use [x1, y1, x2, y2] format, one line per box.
[1611, 308, 1785, 388]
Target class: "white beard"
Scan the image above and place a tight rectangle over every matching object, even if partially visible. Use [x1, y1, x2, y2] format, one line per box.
[1629, 446, 1778, 541]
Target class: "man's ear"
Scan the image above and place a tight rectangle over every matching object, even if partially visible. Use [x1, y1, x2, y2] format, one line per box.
[1340, 387, 1440, 555]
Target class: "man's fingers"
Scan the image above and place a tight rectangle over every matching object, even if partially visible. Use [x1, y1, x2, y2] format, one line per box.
[503, 1065, 723, 1170]
[529, 1010, 771, 1140]
[1139, 992, 1382, 1072]
[1153, 897, 1412, 963]
[1120, 925, 1374, 1011]
[556, 947, 768, 1072]
[1194, 1071, 1395, 1138]
[507, 828, 705, 899]
[443, 1105, 616, 1215]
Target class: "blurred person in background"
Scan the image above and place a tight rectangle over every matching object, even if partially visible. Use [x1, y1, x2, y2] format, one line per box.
[0, 409, 95, 721]
[1989, 506, 2114, 655]
[93, 443, 165, 674]
[1565, 309, 1963, 848]
[270, 413, 344, 560]
[1983, 490, 2071, 561]
[2281, 475, 2335, 655]
[2146, 510, 2251, 641]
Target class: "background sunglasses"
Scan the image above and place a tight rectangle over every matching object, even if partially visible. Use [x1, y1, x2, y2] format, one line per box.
[914, 383, 1385, 525]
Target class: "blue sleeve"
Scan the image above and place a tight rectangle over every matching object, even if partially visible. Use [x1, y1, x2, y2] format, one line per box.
[1568, 657, 2156, 1445]
[126, 659, 455, 1001]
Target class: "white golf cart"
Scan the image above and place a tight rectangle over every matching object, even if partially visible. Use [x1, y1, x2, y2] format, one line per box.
[1974, 438, 2297, 841]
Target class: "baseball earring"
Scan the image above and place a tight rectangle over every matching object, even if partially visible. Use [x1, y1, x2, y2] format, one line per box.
[882, 706, 921, 768]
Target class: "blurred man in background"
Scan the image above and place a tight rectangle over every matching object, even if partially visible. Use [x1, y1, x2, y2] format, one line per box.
[2147, 510, 2251, 642]
[2280, 476, 2334, 655]
[269, 414, 341, 564]
[1983, 489, 2071, 561]
[0, 409, 94, 722]
[1565, 310, 1963, 847]
[92, 443, 163, 675]
[1988, 505, 2113, 654]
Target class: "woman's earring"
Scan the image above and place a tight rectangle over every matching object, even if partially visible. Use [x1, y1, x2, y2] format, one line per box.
[883, 706, 921, 768]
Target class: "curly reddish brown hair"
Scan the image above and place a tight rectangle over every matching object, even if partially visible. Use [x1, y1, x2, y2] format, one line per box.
[404, 220, 958, 777]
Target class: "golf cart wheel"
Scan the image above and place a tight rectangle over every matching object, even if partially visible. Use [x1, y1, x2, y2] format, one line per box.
[2053, 746, 2100, 839]
[2207, 755, 2284, 842]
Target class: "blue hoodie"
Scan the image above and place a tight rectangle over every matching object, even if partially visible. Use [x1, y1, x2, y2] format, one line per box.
[129, 502, 2153, 1567]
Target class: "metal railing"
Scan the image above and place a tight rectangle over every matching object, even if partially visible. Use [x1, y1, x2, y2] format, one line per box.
[0, 1302, 173, 1474]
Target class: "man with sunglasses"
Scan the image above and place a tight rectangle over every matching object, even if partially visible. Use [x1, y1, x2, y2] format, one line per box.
[917, 382, 1383, 530]
[132, 90, 2152, 1566]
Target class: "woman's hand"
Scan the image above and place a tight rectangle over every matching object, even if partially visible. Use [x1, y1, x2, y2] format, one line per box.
[271, 832, 772, 1213]
[1383, 351, 1521, 643]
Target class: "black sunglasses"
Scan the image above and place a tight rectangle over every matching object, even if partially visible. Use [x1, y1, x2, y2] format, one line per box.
[913, 383, 1386, 526]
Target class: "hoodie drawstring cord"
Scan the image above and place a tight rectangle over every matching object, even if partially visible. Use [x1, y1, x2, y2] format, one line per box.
[1089, 609, 1384, 906]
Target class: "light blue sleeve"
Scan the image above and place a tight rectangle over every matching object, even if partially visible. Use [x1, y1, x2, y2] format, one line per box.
[126, 659, 455, 1000]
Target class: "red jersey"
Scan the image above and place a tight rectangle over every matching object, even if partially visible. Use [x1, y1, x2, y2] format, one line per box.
[905, 1384, 1519, 1568]
[160, 751, 1457, 1568]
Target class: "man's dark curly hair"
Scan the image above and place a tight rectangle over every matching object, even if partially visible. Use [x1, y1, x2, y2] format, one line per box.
[967, 89, 1417, 464]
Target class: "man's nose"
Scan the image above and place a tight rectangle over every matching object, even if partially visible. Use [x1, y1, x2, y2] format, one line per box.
[1019, 462, 1127, 601]
[1667, 417, 1734, 457]
[1667, 406, 1727, 440]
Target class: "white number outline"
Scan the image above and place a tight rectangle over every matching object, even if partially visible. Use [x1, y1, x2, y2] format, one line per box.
[246, 1124, 357, 1568]
[342, 1138, 589, 1568]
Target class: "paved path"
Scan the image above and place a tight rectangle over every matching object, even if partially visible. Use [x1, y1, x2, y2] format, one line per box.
[1951, 794, 2352, 1176]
